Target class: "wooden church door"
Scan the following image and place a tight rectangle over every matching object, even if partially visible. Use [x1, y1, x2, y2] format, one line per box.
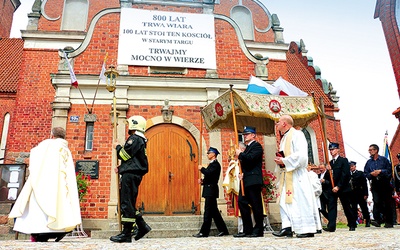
[137, 124, 200, 215]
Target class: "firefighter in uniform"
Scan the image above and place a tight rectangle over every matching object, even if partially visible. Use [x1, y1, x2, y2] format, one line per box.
[110, 115, 151, 243]
[349, 161, 370, 227]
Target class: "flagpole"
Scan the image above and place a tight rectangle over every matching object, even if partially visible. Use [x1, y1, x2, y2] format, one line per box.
[90, 53, 108, 113]
[229, 84, 245, 196]
[384, 131, 396, 193]
[77, 87, 91, 114]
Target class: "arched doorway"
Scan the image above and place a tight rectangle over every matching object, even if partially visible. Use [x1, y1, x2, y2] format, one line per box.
[137, 123, 200, 215]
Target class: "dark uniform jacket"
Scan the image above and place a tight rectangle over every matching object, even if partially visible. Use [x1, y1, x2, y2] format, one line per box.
[350, 170, 368, 197]
[116, 133, 148, 176]
[364, 155, 392, 189]
[325, 156, 352, 193]
[320, 170, 332, 198]
[200, 160, 221, 198]
[238, 140, 263, 188]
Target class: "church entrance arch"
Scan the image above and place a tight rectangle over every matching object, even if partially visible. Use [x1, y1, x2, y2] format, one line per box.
[137, 123, 200, 215]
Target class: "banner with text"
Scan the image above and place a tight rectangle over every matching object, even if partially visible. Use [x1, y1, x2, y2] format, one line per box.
[118, 8, 216, 69]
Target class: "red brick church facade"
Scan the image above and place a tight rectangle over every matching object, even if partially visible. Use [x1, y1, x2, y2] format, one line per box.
[1, 0, 345, 230]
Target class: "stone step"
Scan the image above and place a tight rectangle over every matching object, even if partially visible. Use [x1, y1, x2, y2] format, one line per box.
[92, 227, 237, 239]
[91, 215, 238, 239]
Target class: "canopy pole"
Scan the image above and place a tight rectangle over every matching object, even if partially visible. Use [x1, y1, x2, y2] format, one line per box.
[229, 85, 245, 196]
[315, 95, 334, 188]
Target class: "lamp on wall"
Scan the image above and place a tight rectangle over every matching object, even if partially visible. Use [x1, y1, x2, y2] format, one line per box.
[105, 65, 119, 93]
[161, 99, 174, 122]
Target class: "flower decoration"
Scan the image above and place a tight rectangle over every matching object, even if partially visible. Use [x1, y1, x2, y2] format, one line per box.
[261, 169, 277, 202]
[76, 172, 91, 202]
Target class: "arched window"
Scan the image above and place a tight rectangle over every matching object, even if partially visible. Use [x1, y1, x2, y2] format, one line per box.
[0, 113, 10, 163]
[61, 0, 89, 31]
[302, 128, 314, 164]
[231, 5, 254, 40]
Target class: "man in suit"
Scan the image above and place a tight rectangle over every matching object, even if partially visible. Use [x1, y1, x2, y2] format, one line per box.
[193, 147, 229, 237]
[349, 161, 370, 227]
[323, 142, 357, 232]
[233, 126, 264, 238]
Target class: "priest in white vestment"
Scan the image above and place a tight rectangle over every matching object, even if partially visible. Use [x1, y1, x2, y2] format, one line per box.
[9, 127, 81, 242]
[272, 115, 319, 238]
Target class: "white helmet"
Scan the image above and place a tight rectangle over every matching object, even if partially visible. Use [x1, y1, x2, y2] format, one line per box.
[126, 116, 146, 133]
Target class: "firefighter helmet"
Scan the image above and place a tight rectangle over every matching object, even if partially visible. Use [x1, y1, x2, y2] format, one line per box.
[126, 116, 146, 133]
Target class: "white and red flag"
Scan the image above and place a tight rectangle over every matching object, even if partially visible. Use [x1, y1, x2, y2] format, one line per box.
[64, 51, 78, 88]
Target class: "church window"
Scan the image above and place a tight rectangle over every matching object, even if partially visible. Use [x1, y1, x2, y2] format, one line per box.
[85, 122, 94, 151]
[302, 128, 314, 164]
[231, 5, 254, 40]
[0, 113, 10, 164]
[61, 0, 89, 31]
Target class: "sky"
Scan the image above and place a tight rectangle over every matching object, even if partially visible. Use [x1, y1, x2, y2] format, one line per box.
[11, 0, 399, 169]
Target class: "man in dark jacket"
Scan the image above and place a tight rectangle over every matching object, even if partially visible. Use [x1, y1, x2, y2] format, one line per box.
[233, 126, 264, 238]
[193, 147, 229, 238]
[110, 115, 151, 243]
[364, 144, 393, 228]
[323, 142, 357, 232]
[349, 161, 370, 227]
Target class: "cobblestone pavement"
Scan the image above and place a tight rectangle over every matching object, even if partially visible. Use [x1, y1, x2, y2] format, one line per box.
[0, 226, 399, 250]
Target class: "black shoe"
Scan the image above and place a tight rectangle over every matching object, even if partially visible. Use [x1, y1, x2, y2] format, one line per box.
[296, 233, 314, 238]
[384, 224, 393, 228]
[110, 233, 132, 243]
[233, 232, 247, 238]
[370, 220, 381, 227]
[193, 233, 208, 238]
[31, 234, 49, 242]
[349, 227, 356, 231]
[247, 233, 263, 237]
[131, 224, 139, 236]
[316, 230, 322, 234]
[55, 233, 68, 242]
[322, 227, 335, 232]
[365, 219, 371, 227]
[272, 227, 293, 237]
[216, 231, 229, 237]
[134, 223, 152, 241]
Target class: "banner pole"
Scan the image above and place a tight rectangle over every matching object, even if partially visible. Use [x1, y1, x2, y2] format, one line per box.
[229, 85, 245, 196]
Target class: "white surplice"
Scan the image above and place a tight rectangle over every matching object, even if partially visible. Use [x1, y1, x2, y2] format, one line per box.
[278, 127, 319, 234]
[9, 138, 81, 234]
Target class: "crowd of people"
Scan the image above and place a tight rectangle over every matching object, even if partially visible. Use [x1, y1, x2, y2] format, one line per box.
[8, 114, 400, 243]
